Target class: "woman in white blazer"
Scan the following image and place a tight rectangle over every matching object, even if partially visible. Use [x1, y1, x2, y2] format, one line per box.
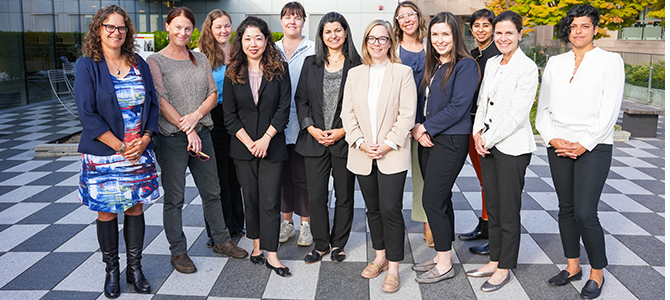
[467, 11, 538, 292]
[536, 5, 624, 299]
[341, 19, 416, 293]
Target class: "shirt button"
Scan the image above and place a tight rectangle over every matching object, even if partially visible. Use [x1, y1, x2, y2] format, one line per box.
[489, 101, 494, 105]
[489, 118, 493, 122]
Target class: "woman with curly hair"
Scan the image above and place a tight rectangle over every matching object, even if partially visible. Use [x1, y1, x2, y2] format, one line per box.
[197, 9, 246, 247]
[147, 6, 248, 275]
[75, 4, 159, 298]
[223, 16, 292, 277]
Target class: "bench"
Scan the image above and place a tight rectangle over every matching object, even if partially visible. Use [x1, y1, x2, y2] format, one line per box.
[621, 100, 664, 138]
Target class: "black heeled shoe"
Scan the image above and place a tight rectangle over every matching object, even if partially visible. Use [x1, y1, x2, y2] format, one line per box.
[266, 261, 292, 277]
[250, 251, 266, 265]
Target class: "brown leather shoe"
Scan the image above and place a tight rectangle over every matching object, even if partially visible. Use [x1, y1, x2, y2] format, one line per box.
[382, 274, 399, 293]
[171, 254, 197, 274]
[213, 241, 249, 258]
[361, 260, 388, 279]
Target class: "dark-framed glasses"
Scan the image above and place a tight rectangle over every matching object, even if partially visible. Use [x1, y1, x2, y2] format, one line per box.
[188, 148, 210, 161]
[102, 24, 128, 34]
[366, 36, 390, 45]
[396, 11, 418, 22]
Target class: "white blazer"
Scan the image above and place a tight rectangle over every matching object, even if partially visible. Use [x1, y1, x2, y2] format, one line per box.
[473, 48, 538, 156]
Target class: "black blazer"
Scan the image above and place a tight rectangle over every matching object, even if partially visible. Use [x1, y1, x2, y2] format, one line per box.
[223, 63, 291, 162]
[294, 55, 361, 158]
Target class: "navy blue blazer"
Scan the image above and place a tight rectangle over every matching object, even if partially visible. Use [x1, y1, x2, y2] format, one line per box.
[421, 58, 479, 136]
[74, 54, 160, 155]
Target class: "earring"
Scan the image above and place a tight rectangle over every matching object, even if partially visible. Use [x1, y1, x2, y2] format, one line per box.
[166, 34, 169, 40]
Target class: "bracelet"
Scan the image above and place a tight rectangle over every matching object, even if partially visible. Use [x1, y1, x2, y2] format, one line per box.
[142, 132, 152, 139]
[264, 132, 272, 138]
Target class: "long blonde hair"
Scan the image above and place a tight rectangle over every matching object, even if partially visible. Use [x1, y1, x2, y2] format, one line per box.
[360, 20, 400, 66]
[198, 9, 232, 69]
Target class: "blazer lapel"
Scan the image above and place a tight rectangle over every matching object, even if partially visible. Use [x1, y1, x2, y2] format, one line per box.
[313, 65, 326, 127]
[256, 77, 268, 106]
[376, 63, 394, 139]
[357, 65, 372, 137]
[333, 60, 351, 128]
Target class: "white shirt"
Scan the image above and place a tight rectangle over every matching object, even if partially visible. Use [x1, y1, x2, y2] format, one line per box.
[368, 63, 386, 144]
[536, 47, 625, 151]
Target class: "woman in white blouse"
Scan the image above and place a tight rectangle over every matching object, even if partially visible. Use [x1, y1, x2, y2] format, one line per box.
[536, 5, 624, 299]
[468, 11, 538, 292]
[340, 19, 416, 293]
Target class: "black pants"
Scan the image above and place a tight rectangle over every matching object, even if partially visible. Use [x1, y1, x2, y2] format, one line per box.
[481, 147, 531, 269]
[420, 134, 469, 251]
[281, 144, 310, 217]
[357, 162, 407, 262]
[305, 152, 355, 252]
[548, 144, 611, 269]
[207, 110, 245, 236]
[234, 158, 283, 252]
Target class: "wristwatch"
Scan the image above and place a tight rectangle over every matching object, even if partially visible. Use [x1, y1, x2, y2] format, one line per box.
[117, 142, 126, 153]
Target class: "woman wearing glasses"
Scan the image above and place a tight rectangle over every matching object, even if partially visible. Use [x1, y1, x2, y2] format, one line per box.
[75, 5, 160, 298]
[411, 12, 479, 284]
[223, 16, 292, 277]
[341, 19, 416, 293]
[147, 6, 247, 275]
[392, 1, 431, 247]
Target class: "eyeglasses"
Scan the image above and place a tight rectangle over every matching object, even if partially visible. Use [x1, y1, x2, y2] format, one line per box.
[396, 11, 418, 22]
[188, 148, 210, 161]
[366, 36, 390, 45]
[102, 24, 128, 34]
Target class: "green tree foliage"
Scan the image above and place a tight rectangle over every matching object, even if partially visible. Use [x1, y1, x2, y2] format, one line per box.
[625, 61, 665, 89]
[145, 29, 284, 52]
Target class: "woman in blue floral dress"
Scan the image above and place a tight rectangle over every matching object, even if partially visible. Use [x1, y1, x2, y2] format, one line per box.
[75, 5, 159, 298]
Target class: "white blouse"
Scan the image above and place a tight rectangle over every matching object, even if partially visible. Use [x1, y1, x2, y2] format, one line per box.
[536, 47, 625, 151]
[368, 63, 386, 144]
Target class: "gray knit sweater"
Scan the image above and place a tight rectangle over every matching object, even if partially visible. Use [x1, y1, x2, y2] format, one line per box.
[147, 52, 217, 135]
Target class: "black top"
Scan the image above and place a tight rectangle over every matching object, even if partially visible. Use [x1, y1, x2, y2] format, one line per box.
[470, 41, 501, 115]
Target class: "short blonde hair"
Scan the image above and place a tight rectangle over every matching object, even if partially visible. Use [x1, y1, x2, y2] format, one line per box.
[360, 20, 400, 66]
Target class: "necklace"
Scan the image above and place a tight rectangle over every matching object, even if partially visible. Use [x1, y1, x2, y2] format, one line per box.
[108, 59, 122, 75]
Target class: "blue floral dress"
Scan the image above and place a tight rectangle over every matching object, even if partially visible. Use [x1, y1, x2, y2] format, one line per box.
[79, 67, 160, 213]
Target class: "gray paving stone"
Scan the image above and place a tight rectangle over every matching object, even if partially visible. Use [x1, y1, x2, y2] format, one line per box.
[12, 224, 86, 252]
[17, 203, 80, 224]
[613, 235, 665, 266]
[0, 203, 13, 213]
[130, 254, 175, 295]
[419, 264, 476, 300]
[40, 290, 100, 300]
[639, 157, 665, 167]
[21, 186, 77, 203]
[182, 204, 206, 227]
[153, 295, 205, 300]
[607, 264, 665, 300]
[26, 172, 78, 186]
[633, 194, 665, 213]
[630, 179, 665, 195]
[527, 165, 551, 177]
[515, 264, 582, 300]
[636, 167, 665, 181]
[208, 255, 272, 298]
[521, 193, 543, 210]
[0, 160, 24, 172]
[1, 252, 91, 290]
[620, 212, 665, 236]
[523, 177, 555, 192]
[365, 232, 413, 264]
[0, 172, 22, 183]
[118, 225, 164, 253]
[351, 208, 367, 233]
[315, 261, 369, 300]
[452, 192, 473, 210]
[531, 233, 589, 265]
[455, 177, 483, 192]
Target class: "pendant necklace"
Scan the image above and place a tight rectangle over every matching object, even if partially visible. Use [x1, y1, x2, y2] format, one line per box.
[115, 60, 121, 75]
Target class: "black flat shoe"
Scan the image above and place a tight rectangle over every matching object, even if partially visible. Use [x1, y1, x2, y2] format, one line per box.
[206, 238, 214, 248]
[548, 270, 582, 286]
[469, 243, 490, 255]
[266, 261, 292, 277]
[581, 276, 604, 299]
[331, 248, 346, 263]
[304, 249, 329, 264]
[459, 217, 488, 241]
[250, 252, 266, 265]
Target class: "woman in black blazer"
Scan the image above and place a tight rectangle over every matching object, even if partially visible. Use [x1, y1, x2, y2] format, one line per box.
[222, 16, 291, 277]
[294, 12, 361, 264]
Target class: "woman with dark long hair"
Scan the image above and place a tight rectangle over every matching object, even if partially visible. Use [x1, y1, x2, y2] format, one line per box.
[294, 11, 361, 264]
[410, 12, 479, 284]
[467, 11, 538, 292]
[75, 4, 159, 298]
[147, 6, 248, 275]
[197, 9, 246, 247]
[537, 5, 624, 298]
[223, 16, 292, 277]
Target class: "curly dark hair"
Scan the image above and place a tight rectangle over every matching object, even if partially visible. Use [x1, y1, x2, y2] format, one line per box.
[82, 5, 137, 65]
[226, 16, 285, 84]
[557, 4, 600, 42]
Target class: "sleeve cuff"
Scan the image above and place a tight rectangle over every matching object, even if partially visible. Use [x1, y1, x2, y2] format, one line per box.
[300, 117, 315, 130]
[355, 138, 366, 150]
[383, 140, 398, 151]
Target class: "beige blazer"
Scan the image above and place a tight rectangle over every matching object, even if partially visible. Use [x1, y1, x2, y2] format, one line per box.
[341, 63, 417, 176]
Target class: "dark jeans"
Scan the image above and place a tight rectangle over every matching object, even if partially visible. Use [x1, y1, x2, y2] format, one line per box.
[206, 118, 245, 237]
[234, 157, 283, 252]
[420, 134, 469, 251]
[281, 144, 310, 217]
[154, 128, 232, 255]
[548, 144, 611, 269]
[305, 152, 355, 252]
[481, 147, 531, 269]
[357, 162, 407, 262]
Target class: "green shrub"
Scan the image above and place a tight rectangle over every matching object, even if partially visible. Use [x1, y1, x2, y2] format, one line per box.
[625, 61, 665, 89]
[142, 29, 283, 52]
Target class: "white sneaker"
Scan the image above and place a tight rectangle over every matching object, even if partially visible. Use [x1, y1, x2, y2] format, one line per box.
[297, 221, 313, 247]
[279, 220, 295, 243]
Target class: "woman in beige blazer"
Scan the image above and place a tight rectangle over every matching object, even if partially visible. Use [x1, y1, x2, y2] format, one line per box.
[341, 19, 416, 293]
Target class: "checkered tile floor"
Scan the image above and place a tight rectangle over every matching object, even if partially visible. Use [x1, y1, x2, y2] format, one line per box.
[0, 100, 664, 300]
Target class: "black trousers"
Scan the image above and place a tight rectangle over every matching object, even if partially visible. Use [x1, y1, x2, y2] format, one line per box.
[305, 152, 355, 252]
[481, 147, 531, 269]
[281, 144, 310, 217]
[234, 158, 283, 252]
[548, 144, 611, 269]
[357, 162, 407, 262]
[420, 134, 469, 251]
[207, 116, 245, 237]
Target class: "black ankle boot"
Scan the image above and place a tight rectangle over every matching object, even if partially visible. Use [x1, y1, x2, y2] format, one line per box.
[458, 217, 489, 241]
[124, 214, 151, 294]
[97, 218, 120, 299]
